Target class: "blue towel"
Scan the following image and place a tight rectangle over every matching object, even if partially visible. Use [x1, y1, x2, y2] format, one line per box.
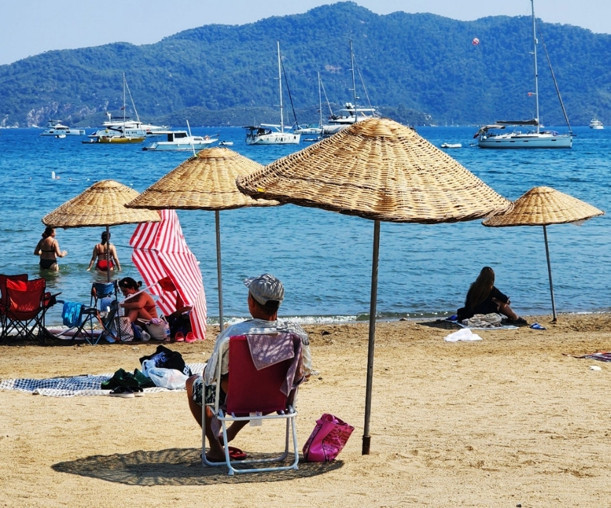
[62, 301, 83, 327]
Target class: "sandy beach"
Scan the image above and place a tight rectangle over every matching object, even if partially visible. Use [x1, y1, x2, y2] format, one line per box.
[1, 313, 610, 507]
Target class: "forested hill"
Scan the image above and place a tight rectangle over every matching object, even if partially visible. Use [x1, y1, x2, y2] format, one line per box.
[0, 1, 609, 128]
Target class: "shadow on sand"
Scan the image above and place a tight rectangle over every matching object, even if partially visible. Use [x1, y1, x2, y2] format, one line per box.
[53, 447, 344, 485]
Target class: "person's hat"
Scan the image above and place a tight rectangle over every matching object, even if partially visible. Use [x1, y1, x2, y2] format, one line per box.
[244, 273, 284, 305]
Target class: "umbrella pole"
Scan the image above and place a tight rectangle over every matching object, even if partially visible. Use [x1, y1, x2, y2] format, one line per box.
[543, 225, 557, 322]
[105, 225, 111, 282]
[362, 219, 380, 455]
[215, 210, 224, 331]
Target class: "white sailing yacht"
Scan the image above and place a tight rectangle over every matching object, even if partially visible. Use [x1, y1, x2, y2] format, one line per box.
[322, 40, 380, 136]
[476, 0, 573, 149]
[245, 42, 300, 145]
[88, 73, 167, 143]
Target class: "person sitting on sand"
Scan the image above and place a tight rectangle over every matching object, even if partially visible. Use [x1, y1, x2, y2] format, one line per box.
[118, 277, 158, 323]
[185, 273, 312, 462]
[87, 231, 121, 273]
[457, 266, 527, 325]
[34, 226, 67, 271]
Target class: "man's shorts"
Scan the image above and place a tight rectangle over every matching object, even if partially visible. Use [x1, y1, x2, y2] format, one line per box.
[191, 377, 225, 407]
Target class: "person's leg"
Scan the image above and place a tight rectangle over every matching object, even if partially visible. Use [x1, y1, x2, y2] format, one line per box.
[186, 375, 225, 460]
[497, 301, 519, 321]
[186, 375, 203, 426]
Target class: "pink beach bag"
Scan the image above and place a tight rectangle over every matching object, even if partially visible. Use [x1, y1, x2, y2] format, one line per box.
[302, 413, 354, 462]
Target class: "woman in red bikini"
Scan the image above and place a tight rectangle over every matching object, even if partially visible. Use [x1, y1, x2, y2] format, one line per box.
[118, 277, 158, 323]
[87, 231, 121, 273]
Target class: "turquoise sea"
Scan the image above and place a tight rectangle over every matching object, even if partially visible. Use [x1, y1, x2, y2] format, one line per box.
[0, 125, 608, 329]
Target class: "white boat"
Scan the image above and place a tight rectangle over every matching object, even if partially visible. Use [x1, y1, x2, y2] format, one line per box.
[322, 41, 380, 136]
[441, 142, 462, 149]
[101, 73, 167, 137]
[40, 120, 85, 137]
[245, 42, 300, 145]
[589, 118, 604, 129]
[476, 0, 572, 149]
[143, 130, 218, 151]
[218, 140, 234, 146]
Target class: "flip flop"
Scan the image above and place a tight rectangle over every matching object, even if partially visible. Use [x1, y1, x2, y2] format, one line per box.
[228, 446, 247, 460]
[530, 322, 546, 330]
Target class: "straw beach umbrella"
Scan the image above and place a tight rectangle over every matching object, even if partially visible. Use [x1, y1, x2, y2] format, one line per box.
[483, 186, 604, 322]
[42, 179, 160, 281]
[127, 147, 278, 331]
[236, 117, 511, 454]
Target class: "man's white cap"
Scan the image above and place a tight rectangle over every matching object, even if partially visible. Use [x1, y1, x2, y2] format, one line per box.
[244, 273, 284, 305]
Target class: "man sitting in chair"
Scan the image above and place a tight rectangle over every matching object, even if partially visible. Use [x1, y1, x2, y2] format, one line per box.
[186, 273, 312, 461]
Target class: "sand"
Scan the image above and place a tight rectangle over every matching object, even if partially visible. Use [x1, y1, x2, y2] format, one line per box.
[1, 313, 610, 507]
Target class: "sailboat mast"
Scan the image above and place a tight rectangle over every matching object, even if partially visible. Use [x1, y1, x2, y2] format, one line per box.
[277, 41, 284, 133]
[318, 71, 323, 128]
[531, 0, 541, 134]
[349, 39, 358, 123]
[122, 72, 127, 125]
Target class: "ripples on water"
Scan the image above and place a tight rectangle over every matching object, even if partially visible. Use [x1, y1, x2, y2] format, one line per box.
[0, 125, 608, 327]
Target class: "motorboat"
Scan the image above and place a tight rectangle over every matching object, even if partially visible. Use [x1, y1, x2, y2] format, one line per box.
[84, 126, 145, 144]
[589, 118, 604, 129]
[40, 120, 85, 137]
[143, 130, 218, 151]
[440, 142, 462, 149]
[245, 42, 300, 145]
[218, 140, 234, 146]
[476, 0, 572, 149]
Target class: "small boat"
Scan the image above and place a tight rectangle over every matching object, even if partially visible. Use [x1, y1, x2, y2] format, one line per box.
[218, 140, 234, 147]
[589, 118, 604, 129]
[143, 130, 218, 151]
[475, 0, 572, 149]
[440, 142, 462, 149]
[40, 120, 85, 137]
[84, 127, 145, 144]
[245, 42, 300, 145]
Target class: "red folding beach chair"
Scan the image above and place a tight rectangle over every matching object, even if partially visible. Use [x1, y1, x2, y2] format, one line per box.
[202, 333, 303, 475]
[0, 274, 28, 331]
[1, 277, 57, 342]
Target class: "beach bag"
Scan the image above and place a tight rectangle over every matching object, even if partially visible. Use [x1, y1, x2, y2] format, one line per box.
[143, 317, 170, 341]
[62, 301, 83, 327]
[303, 413, 354, 462]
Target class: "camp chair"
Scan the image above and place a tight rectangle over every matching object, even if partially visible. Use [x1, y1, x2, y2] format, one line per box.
[1, 277, 58, 342]
[0, 274, 28, 331]
[202, 333, 302, 475]
[59, 281, 122, 345]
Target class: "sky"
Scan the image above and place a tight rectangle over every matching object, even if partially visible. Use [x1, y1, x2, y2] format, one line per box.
[1, 0, 609, 65]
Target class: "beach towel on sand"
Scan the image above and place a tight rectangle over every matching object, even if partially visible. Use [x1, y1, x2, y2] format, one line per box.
[566, 351, 611, 362]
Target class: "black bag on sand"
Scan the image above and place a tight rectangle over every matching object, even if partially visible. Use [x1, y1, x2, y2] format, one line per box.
[139, 345, 192, 376]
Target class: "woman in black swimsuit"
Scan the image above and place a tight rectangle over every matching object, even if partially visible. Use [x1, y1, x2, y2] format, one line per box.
[34, 226, 67, 271]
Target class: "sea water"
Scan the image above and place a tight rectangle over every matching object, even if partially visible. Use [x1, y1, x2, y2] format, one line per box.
[0, 125, 608, 328]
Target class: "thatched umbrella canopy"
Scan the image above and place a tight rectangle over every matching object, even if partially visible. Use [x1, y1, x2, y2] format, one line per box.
[484, 186, 604, 321]
[42, 179, 160, 281]
[237, 117, 511, 454]
[127, 147, 278, 330]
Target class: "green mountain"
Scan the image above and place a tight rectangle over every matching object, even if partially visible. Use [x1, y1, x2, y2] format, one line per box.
[0, 2, 609, 127]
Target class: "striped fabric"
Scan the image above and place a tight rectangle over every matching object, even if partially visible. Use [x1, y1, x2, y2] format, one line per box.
[130, 209, 207, 340]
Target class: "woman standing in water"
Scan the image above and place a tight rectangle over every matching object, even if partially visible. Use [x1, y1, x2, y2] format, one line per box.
[87, 231, 121, 273]
[34, 226, 67, 271]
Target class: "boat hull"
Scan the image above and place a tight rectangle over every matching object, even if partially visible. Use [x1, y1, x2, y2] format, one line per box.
[478, 133, 573, 149]
[245, 132, 300, 145]
[143, 140, 216, 151]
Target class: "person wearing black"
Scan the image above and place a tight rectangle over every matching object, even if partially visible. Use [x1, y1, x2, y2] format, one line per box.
[457, 266, 527, 325]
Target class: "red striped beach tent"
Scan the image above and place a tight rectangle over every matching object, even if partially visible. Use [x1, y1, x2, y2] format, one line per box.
[130, 209, 207, 341]
[126, 147, 278, 331]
